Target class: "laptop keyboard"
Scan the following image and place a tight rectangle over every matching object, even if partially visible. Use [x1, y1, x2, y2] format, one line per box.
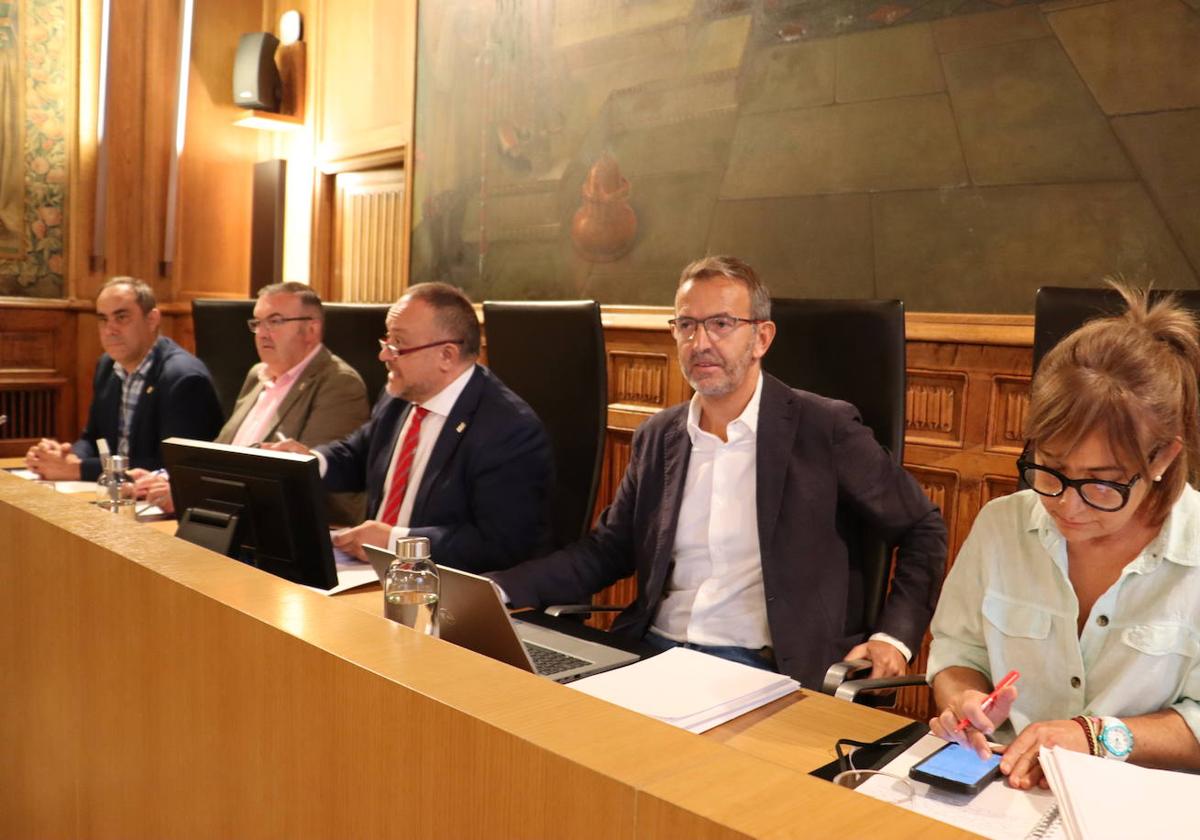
[524, 641, 592, 676]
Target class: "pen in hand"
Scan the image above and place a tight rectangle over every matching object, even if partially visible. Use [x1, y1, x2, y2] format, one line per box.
[955, 669, 1020, 733]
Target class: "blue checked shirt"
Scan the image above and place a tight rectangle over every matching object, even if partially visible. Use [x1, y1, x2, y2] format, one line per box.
[111, 347, 157, 457]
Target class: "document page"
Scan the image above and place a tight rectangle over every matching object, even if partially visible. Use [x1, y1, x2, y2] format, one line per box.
[1040, 745, 1198, 840]
[856, 734, 1056, 840]
[568, 646, 799, 733]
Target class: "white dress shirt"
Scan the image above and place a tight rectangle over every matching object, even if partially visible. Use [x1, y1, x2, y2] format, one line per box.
[316, 365, 475, 550]
[378, 365, 475, 550]
[928, 486, 1200, 744]
[652, 374, 771, 648]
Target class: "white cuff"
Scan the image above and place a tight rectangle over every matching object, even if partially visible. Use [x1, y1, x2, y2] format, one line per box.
[313, 449, 328, 478]
[385, 526, 409, 553]
[869, 632, 913, 663]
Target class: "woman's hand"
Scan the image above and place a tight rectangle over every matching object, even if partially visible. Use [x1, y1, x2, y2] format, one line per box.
[996, 718, 1091, 790]
[929, 684, 1018, 761]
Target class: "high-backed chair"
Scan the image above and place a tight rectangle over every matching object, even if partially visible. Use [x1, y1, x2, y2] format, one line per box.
[764, 297, 906, 642]
[191, 299, 257, 419]
[1034, 286, 1200, 372]
[482, 301, 607, 548]
[762, 298, 929, 702]
[322, 303, 392, 404]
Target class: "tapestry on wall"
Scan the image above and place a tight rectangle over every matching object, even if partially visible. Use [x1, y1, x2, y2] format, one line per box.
[0, 0, 66, 298]
[409, 0, 1200, 314]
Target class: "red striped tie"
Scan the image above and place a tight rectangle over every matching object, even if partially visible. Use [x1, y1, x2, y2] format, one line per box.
[379, 406, 429, 526]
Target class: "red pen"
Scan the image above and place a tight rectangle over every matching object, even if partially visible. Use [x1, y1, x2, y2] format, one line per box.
[954, 670, 1020, 733]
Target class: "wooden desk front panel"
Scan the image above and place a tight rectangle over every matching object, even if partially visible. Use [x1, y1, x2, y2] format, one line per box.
[0, 476, 972, 840]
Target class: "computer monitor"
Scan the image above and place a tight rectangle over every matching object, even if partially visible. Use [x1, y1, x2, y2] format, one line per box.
[161, 437, 337, 589]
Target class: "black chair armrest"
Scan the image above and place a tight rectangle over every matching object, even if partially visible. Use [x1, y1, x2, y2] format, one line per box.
[544, 604, 622, 617]
[834, 674, 928, 703]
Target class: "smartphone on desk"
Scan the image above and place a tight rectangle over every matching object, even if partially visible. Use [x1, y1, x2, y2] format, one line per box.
[909, 742, 1002, 795]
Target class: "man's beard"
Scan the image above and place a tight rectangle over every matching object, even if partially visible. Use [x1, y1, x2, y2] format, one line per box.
[682, 343, 753, 397]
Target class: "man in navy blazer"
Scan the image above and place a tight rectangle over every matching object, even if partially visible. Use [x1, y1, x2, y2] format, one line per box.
[267, 282, 553, 574]
[492, 256, 947, 688]
[25, 277, 223, 481]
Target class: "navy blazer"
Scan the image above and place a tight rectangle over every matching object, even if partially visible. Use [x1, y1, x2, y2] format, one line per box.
[73, 336, 224, 481]
[317, 365, 554, 573]
[492, 373, 948, 688]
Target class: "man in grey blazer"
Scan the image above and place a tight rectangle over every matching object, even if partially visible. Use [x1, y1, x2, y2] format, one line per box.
[492, 256, 947, 689]
[133, 282, 369, 525]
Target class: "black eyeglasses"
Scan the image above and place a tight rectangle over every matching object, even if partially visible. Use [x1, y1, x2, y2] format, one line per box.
[1017, 454, 1142, 513]
[668, 314, 764, 341]
[378, 338, 464, 358]
[247, 315, 314, 334]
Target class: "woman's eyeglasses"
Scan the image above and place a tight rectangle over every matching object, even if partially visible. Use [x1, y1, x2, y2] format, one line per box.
[1016, 455, 1142, 512]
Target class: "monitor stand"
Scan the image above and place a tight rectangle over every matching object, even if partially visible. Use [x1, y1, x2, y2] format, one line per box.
[176, 507, 241, 558]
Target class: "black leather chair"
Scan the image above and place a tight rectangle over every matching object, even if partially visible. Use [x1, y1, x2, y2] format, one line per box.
[1034, 286, 1200, 372]
[763, 298, 928, 702]
[482, 301, 607, 548]
[191, 299, 257, 419]
[322, 303, 392, 404]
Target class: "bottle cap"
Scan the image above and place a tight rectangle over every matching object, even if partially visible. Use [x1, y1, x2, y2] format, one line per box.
[394, 536, 431, 561]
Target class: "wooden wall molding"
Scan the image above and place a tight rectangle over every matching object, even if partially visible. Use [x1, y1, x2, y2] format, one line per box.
[987, 375, 1033, 456]
[905, 370, 968, 448]
[609, 351, 671, 409]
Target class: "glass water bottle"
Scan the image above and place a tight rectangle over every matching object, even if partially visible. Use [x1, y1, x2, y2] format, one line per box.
[383, 536, 439, 636]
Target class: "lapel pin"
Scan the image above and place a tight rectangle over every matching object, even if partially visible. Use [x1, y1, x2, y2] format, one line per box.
[456, 421, 467, 433]
[146, 386, 154, 394]
[298, 382, 307, 391]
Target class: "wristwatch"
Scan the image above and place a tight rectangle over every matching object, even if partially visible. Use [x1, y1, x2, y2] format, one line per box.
[1097, 716, 1134, 761]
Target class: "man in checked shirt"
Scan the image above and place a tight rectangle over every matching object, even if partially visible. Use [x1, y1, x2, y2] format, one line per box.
[25, 276, 223, 481]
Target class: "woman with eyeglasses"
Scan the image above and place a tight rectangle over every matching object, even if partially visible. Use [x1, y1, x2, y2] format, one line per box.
[926, 285, 1200, 788]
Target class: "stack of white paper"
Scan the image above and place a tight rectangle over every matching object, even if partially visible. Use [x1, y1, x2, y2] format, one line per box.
[568, 646, 799, 733]
[1039, 745, 1197, 840]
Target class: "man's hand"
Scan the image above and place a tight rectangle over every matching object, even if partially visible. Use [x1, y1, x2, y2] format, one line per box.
[843, 638, 908, 679]
[128, 468, 175, 513]
[260, 438, 311, 456]
[331, 520, 394, 562]
[25, 439, 82, 480]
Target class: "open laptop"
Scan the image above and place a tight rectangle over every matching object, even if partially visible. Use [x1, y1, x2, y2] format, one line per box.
[364, 545, 639, 683]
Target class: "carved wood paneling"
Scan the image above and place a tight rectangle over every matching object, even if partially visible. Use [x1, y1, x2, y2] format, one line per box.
[609, 351, 670, 408]
[988, 375, 1032, 455]
[333, 168, 407, 303]
[0, 384, 65, 446]
[589, 430, 635, 631]
[0, 331, 56, 373]
[905, 370, 967, 448]
[982, 475, 1020, 508]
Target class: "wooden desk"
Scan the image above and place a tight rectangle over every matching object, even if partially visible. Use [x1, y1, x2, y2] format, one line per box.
[0, 472, 972, 839]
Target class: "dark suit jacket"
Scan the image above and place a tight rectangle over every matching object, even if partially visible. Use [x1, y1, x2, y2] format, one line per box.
[317, 365, 554, 573]
[73, 336, 224, 481]
[492, 373, 947, 688]
[220, 345, 370, 525]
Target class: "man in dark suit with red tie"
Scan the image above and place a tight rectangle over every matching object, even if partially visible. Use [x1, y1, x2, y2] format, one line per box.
[267, 282, 554, 574]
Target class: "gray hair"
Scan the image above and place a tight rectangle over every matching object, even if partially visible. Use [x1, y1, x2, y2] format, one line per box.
[99, 276, 156, 314]
[677, 256, 771, 320]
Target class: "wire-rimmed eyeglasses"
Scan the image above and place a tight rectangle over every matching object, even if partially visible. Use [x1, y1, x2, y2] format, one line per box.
[668, 314, 764, 341]
[247, 315, 314, 334]
[378, 337, 464, 358]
